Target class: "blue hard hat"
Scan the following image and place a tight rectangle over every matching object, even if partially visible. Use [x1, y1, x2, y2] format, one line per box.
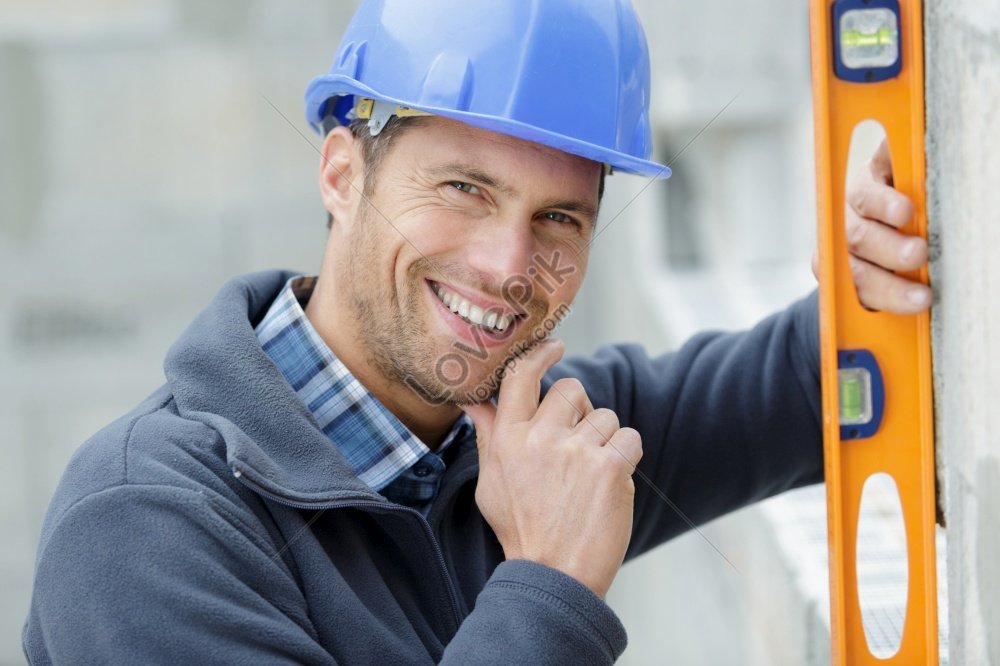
[304, 0, 670, 179]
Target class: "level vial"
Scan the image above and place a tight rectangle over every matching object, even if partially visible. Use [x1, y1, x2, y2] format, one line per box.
[836, 349, 885, 440]
[838, 367, 873, 425]
[832, 0, 902, 82]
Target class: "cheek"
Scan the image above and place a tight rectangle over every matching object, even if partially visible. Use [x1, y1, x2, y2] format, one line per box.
[346, 207, 410, 303]
[538, 252, 585, 308]
[546, 276, 582, 313]
[395, 211, 478, 272]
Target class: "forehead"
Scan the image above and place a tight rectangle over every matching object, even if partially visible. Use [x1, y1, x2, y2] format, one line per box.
[388, 117, 602, 198]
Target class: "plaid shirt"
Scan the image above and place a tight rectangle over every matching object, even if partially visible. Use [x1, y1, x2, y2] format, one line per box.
[255, 276, 473, 516]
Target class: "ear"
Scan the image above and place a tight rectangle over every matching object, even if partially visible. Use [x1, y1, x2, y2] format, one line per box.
[318, 126, 362, 228]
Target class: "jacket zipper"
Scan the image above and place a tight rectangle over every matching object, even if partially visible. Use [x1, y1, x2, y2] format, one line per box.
[231, 465, 465, 634]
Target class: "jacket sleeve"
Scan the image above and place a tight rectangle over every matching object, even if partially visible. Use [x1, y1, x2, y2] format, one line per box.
[441, 559, 628, 665]
[23, 484, 336, 666]
[544, 292, 823, 559]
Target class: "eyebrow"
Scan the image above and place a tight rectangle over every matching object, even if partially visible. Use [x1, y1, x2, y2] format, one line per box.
[426, 161, 599, 225]
[426, 162, 515, 196]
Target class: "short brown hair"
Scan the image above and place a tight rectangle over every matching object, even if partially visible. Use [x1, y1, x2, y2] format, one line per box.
[324, 115, 427, 229]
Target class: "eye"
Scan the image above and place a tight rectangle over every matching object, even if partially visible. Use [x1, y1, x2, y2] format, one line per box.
[449, 181, 481, 196]
[543, 211, 577, 226]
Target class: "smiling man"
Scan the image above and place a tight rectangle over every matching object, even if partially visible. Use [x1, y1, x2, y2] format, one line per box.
[308, 116, 598, 446]
[23, 1, 930, 664]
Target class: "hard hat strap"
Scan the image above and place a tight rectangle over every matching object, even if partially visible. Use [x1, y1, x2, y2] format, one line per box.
[352, 97, 432, 136]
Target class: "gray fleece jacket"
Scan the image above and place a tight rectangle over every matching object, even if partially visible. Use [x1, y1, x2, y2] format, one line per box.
[23, 270, 822, 664]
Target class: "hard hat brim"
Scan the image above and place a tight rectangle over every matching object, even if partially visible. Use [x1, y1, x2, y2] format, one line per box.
[306, 75, 671, 180]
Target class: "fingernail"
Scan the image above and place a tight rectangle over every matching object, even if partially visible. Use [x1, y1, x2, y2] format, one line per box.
[891, 196, 911, 222]
[901, 238, 922, 262]
[907, 287, 930, 307]
[888, 198, 900, 220]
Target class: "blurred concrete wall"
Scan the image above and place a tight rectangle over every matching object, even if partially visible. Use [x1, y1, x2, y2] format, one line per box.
[2, 1, 826, 664]
[925, 2, 1000, 664]
[0, 2, 353, 660]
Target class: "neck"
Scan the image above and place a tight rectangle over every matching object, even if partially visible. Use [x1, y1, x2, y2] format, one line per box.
[303, 273, 461, 451]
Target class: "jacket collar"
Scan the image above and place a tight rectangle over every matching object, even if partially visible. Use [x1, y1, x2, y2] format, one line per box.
[164, 270, 385, 506]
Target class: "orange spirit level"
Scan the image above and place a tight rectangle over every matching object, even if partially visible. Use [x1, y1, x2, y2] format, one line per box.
[809, 0, 937, 664]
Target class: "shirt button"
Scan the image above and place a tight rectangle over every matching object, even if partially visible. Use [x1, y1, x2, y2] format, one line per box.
[413, 464, 432, 478]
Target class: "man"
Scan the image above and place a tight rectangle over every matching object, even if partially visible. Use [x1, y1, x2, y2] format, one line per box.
[23, 1, 930, 663]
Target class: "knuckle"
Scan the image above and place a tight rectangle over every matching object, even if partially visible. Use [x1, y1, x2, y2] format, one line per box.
[846, 217, 870, 252]
[607, 435, 641, 473]
[525, 425, 556, 449]
[618, 427, 643, 461]
[589, 407, 620, 429]
[551, 377, 587, 401]
[848, 182, 870, 215]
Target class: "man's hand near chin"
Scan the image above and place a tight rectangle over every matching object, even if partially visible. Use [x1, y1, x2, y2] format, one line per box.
[462, 339, 643, 600]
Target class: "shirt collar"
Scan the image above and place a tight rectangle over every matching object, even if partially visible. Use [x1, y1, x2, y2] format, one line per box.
[255, 275, 471, 492]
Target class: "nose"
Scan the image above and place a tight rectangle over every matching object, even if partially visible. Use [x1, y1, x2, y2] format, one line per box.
[464, 212, 535, 284]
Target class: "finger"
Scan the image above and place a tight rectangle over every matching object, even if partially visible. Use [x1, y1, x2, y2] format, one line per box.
[535, 377, 592, 428]
[868, 137, 894, 185]
[495, 338, 565, 425]
[849, 256, 932, 314]
[572, 408, 620, 446]
[460, 401, 497, 451]
[604, 427, 643, 473]
[847, 179, 915, 230]
[846, 213, 929, 272]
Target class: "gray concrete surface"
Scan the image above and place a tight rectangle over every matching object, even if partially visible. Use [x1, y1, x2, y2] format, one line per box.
[925, 2, 1000, 664]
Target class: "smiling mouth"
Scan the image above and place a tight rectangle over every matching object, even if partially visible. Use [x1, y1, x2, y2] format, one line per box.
[428, 281, 522, 333]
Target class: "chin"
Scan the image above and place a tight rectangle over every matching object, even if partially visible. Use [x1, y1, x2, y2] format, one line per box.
[403, 361, 504, 408]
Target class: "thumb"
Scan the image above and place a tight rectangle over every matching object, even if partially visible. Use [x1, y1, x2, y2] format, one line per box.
[460, 400, 498, 452]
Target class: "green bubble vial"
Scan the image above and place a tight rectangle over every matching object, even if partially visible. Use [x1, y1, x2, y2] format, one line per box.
[838, 367, 873, 426]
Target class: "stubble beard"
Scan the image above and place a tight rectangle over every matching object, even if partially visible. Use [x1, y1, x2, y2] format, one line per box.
[344, 202, 533, 407]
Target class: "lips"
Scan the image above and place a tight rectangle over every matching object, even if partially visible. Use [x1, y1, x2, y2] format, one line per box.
[425, 279, 522, 347]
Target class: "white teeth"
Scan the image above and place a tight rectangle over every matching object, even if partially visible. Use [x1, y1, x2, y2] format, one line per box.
[432, 282, 516, 332]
